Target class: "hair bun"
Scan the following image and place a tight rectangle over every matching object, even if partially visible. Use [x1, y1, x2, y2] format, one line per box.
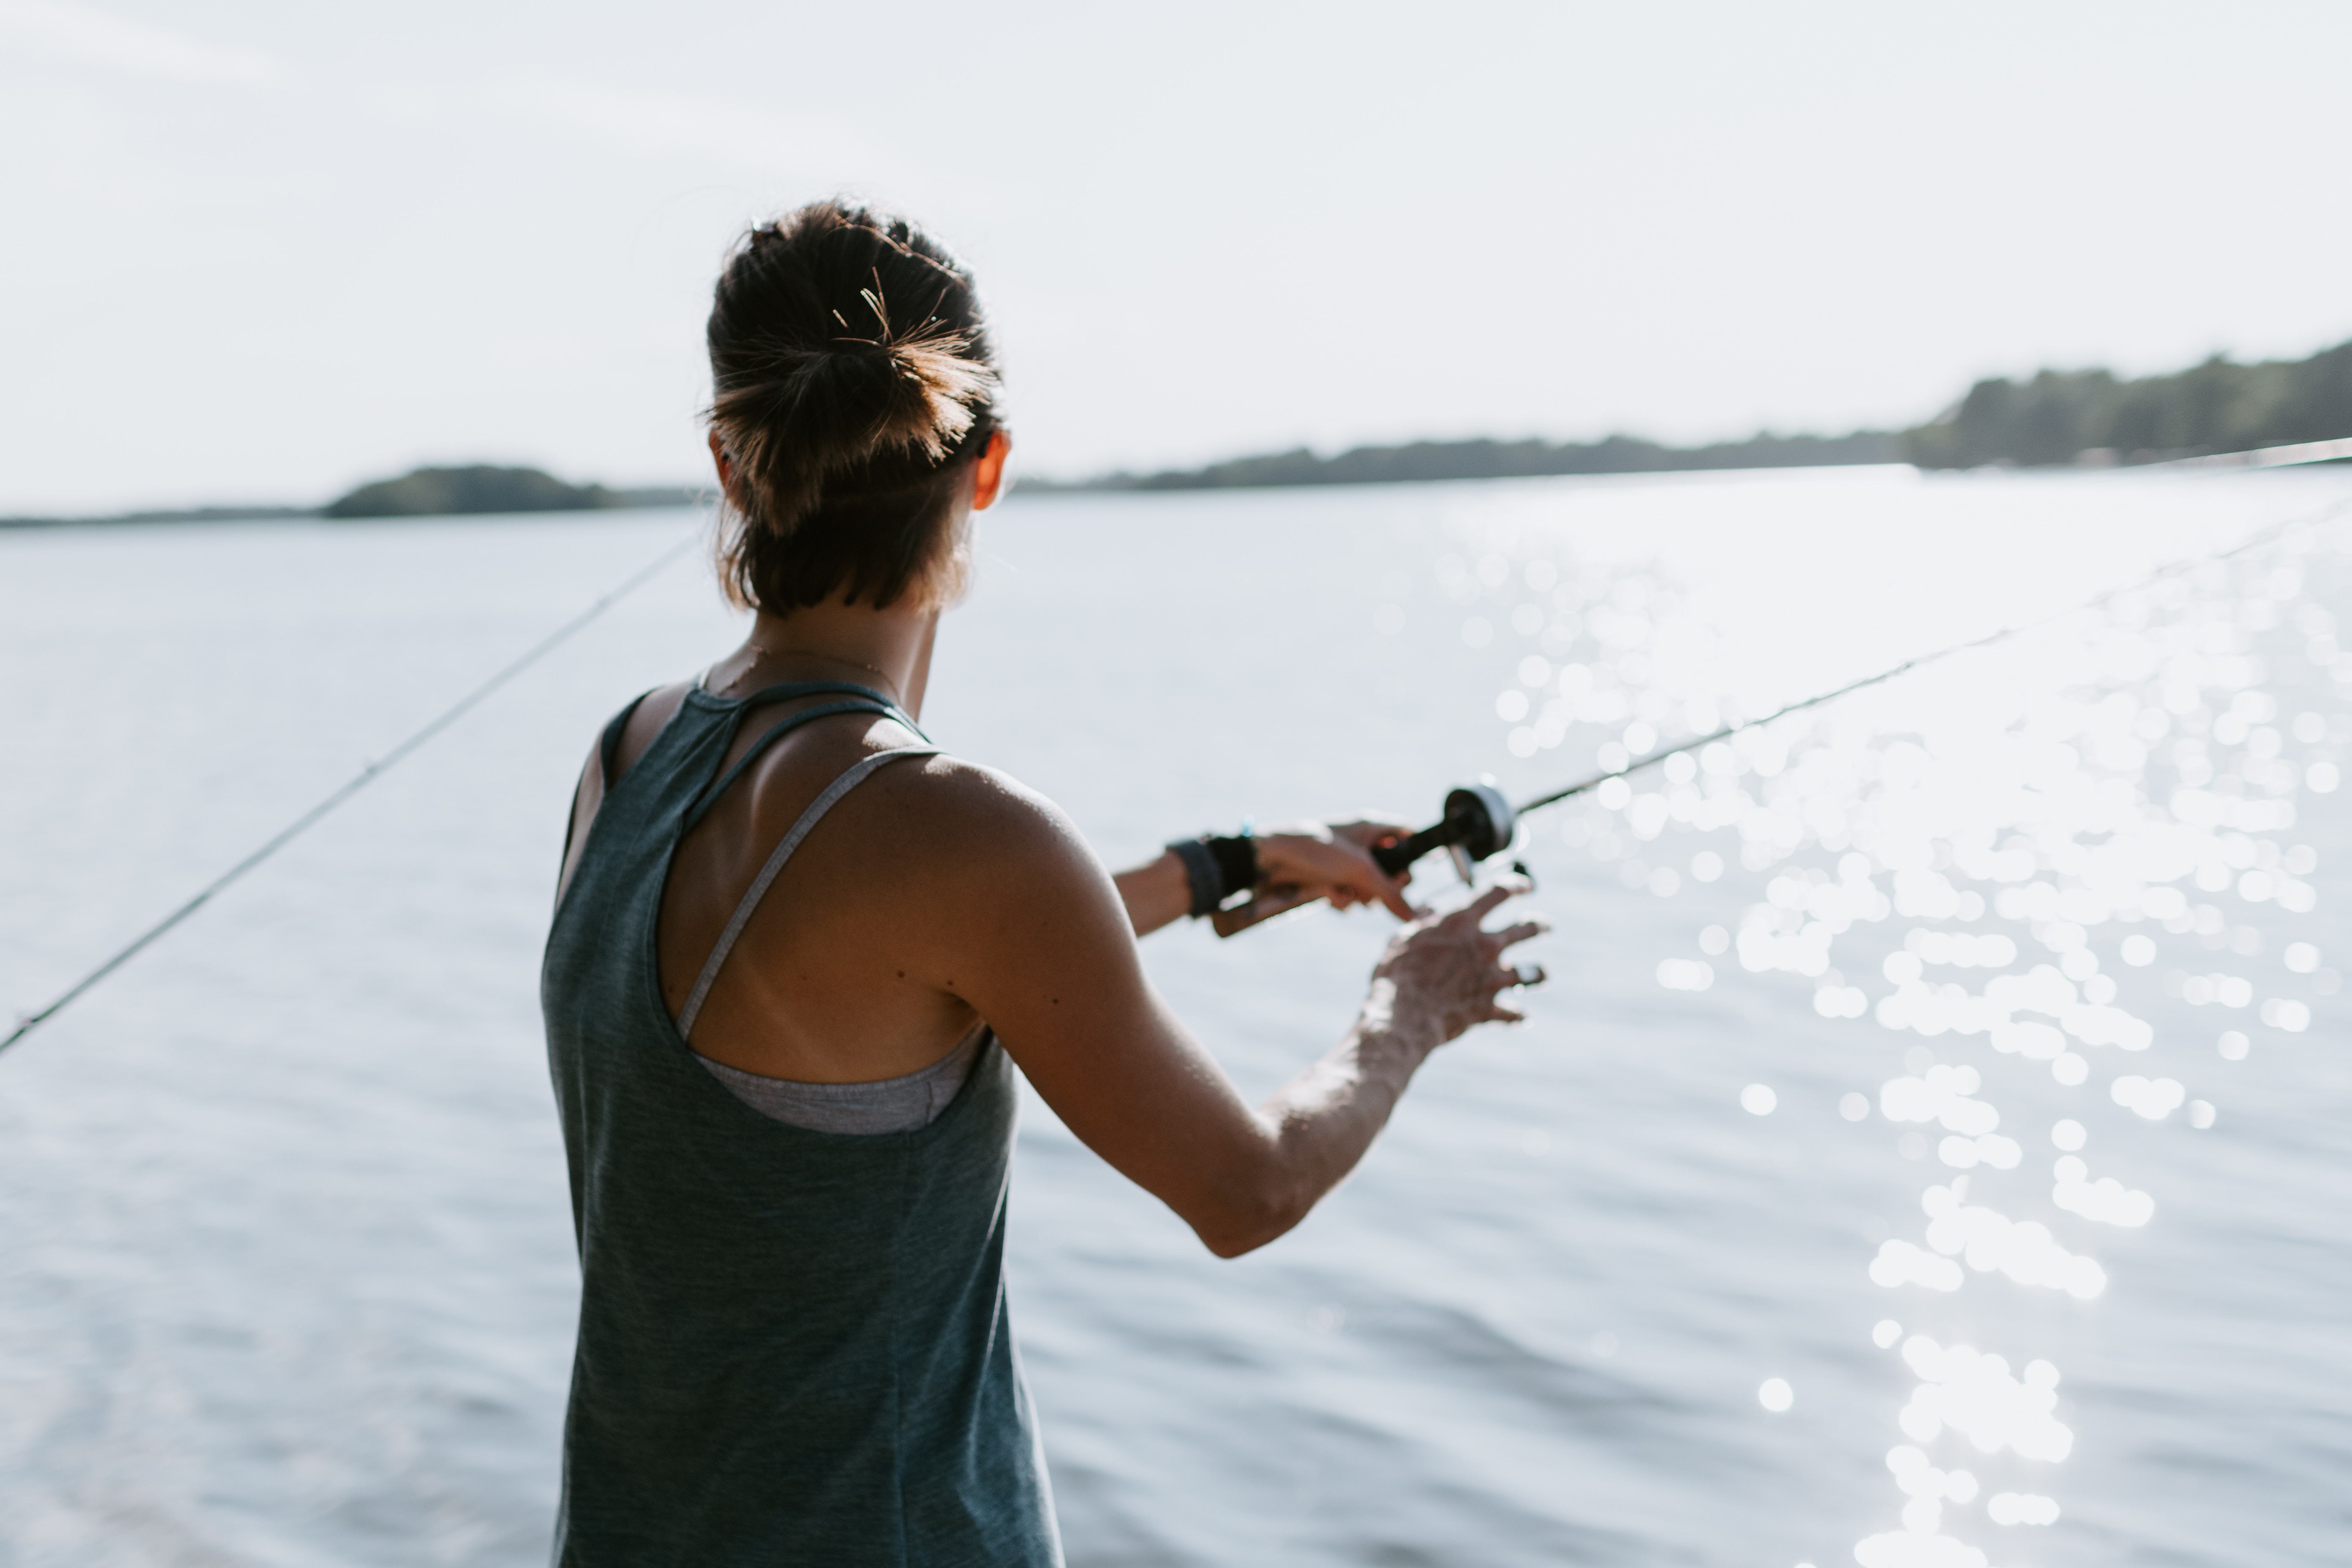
[706, 201, 1002, 613]
[828, 286, 996, 465]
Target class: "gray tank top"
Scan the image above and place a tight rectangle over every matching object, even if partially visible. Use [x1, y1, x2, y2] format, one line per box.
[540, 680, 1062, 1566]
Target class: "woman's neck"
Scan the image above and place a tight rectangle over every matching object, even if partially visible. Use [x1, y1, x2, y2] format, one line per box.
[713, 602, 940, 719]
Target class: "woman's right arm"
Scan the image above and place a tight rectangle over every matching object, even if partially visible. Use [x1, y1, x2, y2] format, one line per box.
[918, 769, 1545, 1257]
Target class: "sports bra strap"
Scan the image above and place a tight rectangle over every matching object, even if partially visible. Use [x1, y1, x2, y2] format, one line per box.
[675, 745, 941, 1041]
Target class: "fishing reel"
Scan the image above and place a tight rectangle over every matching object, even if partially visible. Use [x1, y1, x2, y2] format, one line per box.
[1370, 778, 1517, 886]
[1211, 777, 1519, 937]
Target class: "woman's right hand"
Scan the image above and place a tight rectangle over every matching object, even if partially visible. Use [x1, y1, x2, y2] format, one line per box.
[1363, 882, 1549, 1051]
[1250, 816, 1418, 918]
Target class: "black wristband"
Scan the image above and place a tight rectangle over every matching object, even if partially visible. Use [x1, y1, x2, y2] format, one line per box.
[1204, 834, 1258, 902]
[1168, 839, 1223, 919]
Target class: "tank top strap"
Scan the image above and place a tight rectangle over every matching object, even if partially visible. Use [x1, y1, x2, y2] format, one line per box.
[674, 744, 941, 1040]
[684, 698, 920, 831]
[730, 679, 926, 743]
[597, 689, 655, 785]
[696, 674, 929, 735]
[697, 674, 903, 707]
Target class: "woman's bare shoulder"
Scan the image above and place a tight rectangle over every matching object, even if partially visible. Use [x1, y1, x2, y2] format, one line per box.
[837, 751, 1119, 926]
[856, 751, 1142, 994]
[871, 751, 1089, 866]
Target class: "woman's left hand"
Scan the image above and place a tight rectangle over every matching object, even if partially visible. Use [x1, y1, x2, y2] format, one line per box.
[1252, 818, 1418, 919]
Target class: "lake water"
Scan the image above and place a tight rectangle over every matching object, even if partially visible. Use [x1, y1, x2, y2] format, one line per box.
[3, 465, 2349, 1567]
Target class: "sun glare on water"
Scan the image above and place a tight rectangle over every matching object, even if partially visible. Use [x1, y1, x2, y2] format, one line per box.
[1424, 482, 2349, 1563]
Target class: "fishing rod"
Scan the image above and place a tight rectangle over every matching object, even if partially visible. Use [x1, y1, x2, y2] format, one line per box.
[6, 460, 2345, 1038]
[0, 525, 705, 1057]
[1212, 495, 2352, 936]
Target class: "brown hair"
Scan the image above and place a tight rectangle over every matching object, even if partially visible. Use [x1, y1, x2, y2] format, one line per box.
[705, 201, 1000, 613]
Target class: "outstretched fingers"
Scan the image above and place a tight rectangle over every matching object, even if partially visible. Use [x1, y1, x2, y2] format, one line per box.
[1476, 966, 1531, 1021]
[1451, 879, 1530, 927]
[1484, 956, 1544, 1015]
[1477, 921, 1548, 1026]
[1486, 918, 1550, 952]
[1370, 874, 1553, 1045]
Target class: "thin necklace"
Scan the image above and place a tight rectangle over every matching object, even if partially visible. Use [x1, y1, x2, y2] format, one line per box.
[738, 642, 901, 703]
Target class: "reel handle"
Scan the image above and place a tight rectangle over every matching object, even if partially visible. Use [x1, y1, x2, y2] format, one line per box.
[1209, 779, 1517, 939]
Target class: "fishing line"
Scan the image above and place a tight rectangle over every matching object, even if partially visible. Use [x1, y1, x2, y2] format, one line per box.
[1223, 491, 2352, 931]
[1215, 487, 2352, 932]
[1, 525, 705, 1056]
[1509, 496, 2352, 819]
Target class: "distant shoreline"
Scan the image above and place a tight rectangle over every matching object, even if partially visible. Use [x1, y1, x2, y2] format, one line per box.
[0, 505, 320, 531]
[10, 335, 2347, 523]
[1030, 336, 2352, 495]
[2, 472, 703, 531]
[1020, 430, 1904, 494]
[0, 501, 704, 531]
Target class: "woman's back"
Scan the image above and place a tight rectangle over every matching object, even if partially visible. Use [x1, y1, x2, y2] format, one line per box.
[591, 669, 1007, 1085]
[542, 678, 1061, 1567]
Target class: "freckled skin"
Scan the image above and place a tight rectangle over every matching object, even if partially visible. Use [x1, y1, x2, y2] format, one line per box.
[557, 432, 1547, 1257]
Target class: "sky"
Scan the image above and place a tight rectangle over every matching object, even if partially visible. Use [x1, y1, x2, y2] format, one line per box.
[5, 0, 2351, 513]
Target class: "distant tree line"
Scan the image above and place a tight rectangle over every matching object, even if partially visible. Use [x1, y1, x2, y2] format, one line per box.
[1903, 340, 2352, 468]
[1033, 430, 1903, 492]
[1032, 336, 2352, 493]
[322, 465, 697, 518]
[11, 338, 2349, 526]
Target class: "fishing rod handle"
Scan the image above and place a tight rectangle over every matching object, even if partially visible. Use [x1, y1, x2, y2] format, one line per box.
[1217, 821, 1433, 938]
[1208, 884, 1321, 937]
[1213, 820, 1442, 938]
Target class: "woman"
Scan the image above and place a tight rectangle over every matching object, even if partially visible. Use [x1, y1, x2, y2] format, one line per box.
[541, 200, 1545, 1566]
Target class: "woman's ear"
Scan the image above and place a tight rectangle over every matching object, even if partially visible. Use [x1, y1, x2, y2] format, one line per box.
[970, 428, 1012, 511]
[708, 430, 735, 498]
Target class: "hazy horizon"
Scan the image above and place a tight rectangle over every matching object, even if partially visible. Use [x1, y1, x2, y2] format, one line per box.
[6, 0, 2351, 514]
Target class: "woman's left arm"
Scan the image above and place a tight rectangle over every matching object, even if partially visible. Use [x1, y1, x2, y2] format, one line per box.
[1112, 818, 1419, 937]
